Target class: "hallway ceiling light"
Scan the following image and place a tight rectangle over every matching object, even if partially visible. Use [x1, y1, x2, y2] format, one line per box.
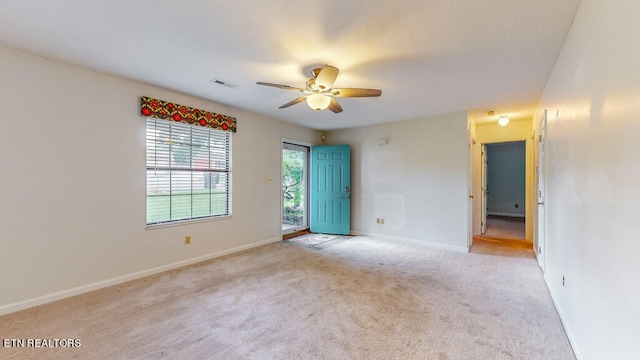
[498, 116, 510, 127]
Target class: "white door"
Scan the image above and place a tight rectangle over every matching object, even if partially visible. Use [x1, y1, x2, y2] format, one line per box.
[481, 144, 488, 234]
[535, 110, 547, 270]
[467, 132, 475, 246]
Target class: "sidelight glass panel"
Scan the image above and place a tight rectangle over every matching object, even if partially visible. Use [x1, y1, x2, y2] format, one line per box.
[282, 143, 308, 233]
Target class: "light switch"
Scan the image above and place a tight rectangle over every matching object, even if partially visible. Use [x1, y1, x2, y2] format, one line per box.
[265, 176, 273, 184]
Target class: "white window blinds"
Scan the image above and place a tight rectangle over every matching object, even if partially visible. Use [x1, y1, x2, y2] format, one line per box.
[146, 117, 231, 225]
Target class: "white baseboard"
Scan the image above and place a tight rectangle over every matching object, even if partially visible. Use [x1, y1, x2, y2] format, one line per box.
[487, 212, 525, 218]
[0, 237, 281, 316]
[544, 273, 582, 360]
[351, 231, 469, 253]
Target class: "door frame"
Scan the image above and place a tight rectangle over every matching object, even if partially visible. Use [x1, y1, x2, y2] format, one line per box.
[481, 144, 488, 234]
[473, 136, 532, 241]
[281, 139, 311, 235]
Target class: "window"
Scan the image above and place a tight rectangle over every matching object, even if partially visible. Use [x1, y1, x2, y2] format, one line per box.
[146, 117, 231, 226]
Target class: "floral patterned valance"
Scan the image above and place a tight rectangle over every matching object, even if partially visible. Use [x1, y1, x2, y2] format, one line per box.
[140, 96, 237, 132]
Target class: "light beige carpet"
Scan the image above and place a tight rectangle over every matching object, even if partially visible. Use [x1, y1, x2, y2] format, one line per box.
[483, 215, 526, 241]
[0, 236, 574, 359]
[285, 233, 340, 247]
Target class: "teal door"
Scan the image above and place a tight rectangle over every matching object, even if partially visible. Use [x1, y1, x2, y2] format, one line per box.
[310, 145, 351, 235]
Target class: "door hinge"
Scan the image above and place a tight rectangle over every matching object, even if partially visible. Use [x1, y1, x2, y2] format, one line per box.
[538, 247, 542, 254]
[539, 135, 542, 142]
[481, 221, 484, 227]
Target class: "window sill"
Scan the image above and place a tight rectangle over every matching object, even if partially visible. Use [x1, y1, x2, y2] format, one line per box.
[146, 215, 232, 230]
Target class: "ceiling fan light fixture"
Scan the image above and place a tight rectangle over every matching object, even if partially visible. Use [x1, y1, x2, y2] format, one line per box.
[307, 93, 331, 111]
[256, 64, 381, 113]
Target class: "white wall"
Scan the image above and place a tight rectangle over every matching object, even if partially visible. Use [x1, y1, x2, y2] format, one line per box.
[0, 46, 320, 313]
[327, 111, 469, 251]
[537, 0, 640, 358]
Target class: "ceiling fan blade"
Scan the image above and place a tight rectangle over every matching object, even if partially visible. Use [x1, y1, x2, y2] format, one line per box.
[256, 82, 305, 92]
[332, 88, 382, 97]
[315, 65, 339, 90]
[279, 96, 308, 109]
[328, 97, 343, 113]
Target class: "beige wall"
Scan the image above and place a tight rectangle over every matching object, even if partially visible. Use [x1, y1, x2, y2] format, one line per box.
[327, 111, 470, 251]
[0, 45, 321, 313]
[537, 0, 640, 358]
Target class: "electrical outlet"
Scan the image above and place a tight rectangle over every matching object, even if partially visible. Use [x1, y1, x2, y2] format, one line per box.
[265, 176, 273, 184]
[376, 218, 380, 224]
[562, 275, 565, 287]
[380, 218, 385, 225]
[185, 236, 191, 245]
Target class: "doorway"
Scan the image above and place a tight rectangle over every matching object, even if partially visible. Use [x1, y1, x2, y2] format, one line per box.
[282, 142, 309, 234]
[481, 141, 527, 241]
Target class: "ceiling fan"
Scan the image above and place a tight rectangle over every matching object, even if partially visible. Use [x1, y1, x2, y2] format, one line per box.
[256, 65, 382, 113]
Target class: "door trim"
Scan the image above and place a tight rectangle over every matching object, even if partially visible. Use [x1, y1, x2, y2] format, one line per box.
[481, 144, 488, 234]
[477, 138, 532, 241]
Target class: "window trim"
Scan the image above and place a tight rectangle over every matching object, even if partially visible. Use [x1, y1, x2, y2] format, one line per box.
[145, 213, 231, 230]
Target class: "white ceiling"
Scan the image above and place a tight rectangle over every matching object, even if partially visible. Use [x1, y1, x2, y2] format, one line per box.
[0, 0, 581, 130]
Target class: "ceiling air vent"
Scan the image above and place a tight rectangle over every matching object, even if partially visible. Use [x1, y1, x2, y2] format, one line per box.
[210, 78, 238, 89]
